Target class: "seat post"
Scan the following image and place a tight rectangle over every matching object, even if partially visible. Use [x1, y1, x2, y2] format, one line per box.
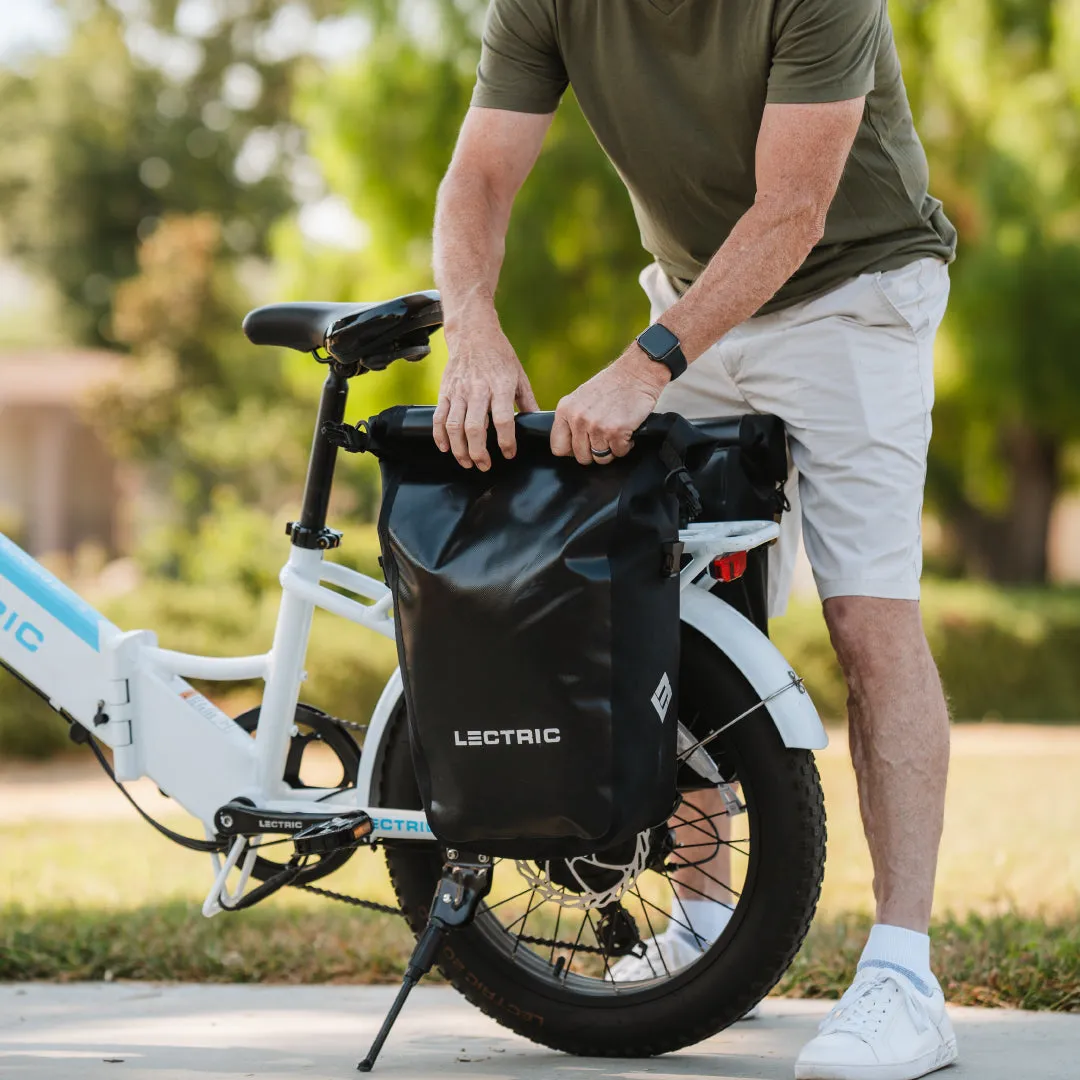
[289, 368, 349, 550]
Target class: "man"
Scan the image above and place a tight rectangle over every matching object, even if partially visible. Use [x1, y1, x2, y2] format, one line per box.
[431, 2, 957, 1077]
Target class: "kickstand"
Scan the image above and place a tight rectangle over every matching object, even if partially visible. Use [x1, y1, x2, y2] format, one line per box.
[358, 850, 492, 1072]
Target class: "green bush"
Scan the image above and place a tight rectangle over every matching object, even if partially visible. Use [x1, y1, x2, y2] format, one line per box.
[772, 580, 1080, 721]
[0, 670, 71, 759]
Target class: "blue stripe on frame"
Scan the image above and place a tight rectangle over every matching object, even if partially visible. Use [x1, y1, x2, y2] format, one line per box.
[0, 533, 102, 651]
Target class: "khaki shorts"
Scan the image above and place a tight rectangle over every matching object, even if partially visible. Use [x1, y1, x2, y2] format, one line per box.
[646, 257, 951, 615]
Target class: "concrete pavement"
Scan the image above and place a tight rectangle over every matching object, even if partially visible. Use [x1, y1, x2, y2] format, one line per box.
[1, 984, 1077, 1079]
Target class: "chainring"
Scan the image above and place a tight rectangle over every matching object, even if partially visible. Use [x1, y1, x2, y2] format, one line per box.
[232, 702, 362, 885]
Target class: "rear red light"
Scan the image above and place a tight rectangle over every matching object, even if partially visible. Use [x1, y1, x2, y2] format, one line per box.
[709, 550, 748, 583]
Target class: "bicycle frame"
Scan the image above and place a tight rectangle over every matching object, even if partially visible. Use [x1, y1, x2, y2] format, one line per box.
[0, 369, 827, 913]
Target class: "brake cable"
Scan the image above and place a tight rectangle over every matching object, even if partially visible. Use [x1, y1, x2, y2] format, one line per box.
[82, 727, 227, 854]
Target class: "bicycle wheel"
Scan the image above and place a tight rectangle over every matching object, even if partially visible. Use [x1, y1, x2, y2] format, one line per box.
[378, 625, 826, 1056]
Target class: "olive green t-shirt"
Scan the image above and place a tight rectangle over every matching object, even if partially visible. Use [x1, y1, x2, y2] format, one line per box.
[472, 0, 956, 313]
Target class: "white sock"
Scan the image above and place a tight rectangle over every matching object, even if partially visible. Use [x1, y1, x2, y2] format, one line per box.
[859, 923, 940, 996]
[671, 898, 734, 944]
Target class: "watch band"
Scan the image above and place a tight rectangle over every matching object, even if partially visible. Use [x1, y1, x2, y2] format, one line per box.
[635, 323, 688, 380]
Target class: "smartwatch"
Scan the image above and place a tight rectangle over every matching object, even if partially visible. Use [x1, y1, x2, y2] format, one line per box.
[636, 322, 687, 380]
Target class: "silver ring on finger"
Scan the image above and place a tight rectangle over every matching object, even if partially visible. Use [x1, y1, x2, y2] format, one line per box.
[590, 446, 613, 459]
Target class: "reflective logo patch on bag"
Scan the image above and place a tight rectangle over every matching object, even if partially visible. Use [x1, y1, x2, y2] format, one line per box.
[454, 728, 562, 747]
[651, 672, 673, 722]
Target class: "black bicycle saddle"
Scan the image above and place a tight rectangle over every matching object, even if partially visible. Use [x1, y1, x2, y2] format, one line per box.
[242, 291, 443, 371]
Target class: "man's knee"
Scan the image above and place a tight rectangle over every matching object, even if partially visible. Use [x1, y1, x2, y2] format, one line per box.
[823, 595, 924, 684]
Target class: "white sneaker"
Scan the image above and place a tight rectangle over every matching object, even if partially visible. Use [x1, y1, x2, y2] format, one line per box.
[608, 926, 708, 981]
[607, 928, 761, 1019]
[794, 965, 958, 1080]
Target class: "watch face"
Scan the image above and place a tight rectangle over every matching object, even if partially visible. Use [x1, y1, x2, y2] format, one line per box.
[638, 322, 680, 359]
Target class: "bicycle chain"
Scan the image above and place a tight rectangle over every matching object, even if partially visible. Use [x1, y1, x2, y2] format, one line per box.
[289, 883, 611, 956]
[514, 932, 610, 956]
[291, 880, 401, 915]
[326, 715, 370, 736]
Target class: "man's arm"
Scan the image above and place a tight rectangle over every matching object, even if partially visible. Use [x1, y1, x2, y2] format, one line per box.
[646, 98, 865, 360]
[551, 97, 866, 465]
[432, 106, 553, 470]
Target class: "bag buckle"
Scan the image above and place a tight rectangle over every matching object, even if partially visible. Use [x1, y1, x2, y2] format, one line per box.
[661, 540, 685, 578]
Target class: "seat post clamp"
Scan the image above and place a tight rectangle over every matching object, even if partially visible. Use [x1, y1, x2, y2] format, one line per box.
[286, 523, 343, 550]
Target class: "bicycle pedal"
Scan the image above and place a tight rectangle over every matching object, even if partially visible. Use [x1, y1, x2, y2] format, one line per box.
[293, 813, 373, 855]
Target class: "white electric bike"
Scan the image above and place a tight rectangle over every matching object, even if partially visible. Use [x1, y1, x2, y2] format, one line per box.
[0, 291, 827, 1068]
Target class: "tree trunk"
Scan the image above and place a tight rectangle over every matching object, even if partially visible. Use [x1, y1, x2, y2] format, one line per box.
[952, 426, 1060, 584]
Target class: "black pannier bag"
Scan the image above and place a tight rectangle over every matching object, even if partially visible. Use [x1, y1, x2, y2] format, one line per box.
[365, 406, 716, 860]
[692, 415, 789, 634]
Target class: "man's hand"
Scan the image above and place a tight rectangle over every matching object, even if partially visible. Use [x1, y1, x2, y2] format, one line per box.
[432, 107, 553, 470]
[433, 318, 539, 471]
[551, 342, 670, 465]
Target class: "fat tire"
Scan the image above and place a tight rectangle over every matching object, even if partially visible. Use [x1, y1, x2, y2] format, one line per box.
[379, 626, 826, 1056]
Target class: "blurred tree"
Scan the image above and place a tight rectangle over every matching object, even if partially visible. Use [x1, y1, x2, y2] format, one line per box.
[0, 0, 367, 570]
[105, 212, 304, 543]
[0, 0, 344, 345]
[295, 0, 647, 409]
[6, 0, 1077, 585]
[893, 0, 1080, 581]
[296, 0, 1080, 581]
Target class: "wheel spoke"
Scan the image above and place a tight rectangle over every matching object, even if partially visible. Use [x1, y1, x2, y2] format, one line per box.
[460, 741, 756, 992]
[670, 811, 725, 837]
[511, 888, 543, 957]
[672, 809, 731, 828]
[483, 885, 535, 914]
[549, 901, 563, 968]
[585, 909, 621, 992]
[564, 909, 589, 980]
[636, 882, 704, 945]
[657, 871, 714, 950]
[631, 885, 668, 978]
[503, 887, 541, 936]
[674, 839, 750, 855]
[665, 874, 739, 903]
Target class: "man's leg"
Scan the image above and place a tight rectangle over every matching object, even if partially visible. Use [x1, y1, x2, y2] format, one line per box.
[727, 259, 957, 1077]
[824, 596, 950, 931]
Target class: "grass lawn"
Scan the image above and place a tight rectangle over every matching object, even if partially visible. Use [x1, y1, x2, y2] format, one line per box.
[2, 724, 1079, 1007]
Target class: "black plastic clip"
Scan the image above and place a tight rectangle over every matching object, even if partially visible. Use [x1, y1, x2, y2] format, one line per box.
[661, 540, 685, 579]
[659, 441, 703, 525]
[322, 419, 370, 453]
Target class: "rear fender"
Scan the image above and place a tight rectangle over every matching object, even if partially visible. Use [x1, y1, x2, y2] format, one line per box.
[680, 586, 828, 751]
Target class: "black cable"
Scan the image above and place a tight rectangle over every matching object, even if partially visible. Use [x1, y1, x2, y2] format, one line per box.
[85, 732, 226, 854]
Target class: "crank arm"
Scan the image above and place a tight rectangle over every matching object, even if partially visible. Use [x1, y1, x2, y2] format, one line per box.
[214, 800, 373, 844]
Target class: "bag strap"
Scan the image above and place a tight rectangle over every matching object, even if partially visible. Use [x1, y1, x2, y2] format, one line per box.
[658, 431, 704, 526]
